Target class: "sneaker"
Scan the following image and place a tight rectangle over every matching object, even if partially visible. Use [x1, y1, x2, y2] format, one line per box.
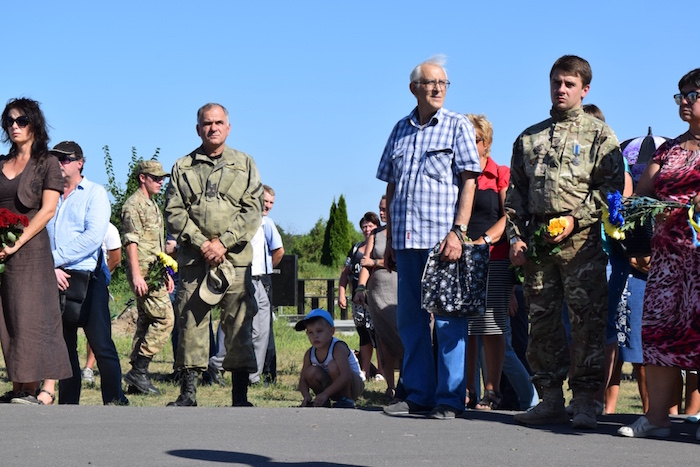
[333, 397, 356, 409]
[686, 412, 700, 424]
[617, 416, 671, 438]
[0, 391, 17, 403]
[383, 400, 433, 417]
[11, 392, 43, 405]
[428, 404, 462, 420]
[81, 367, 95, 384]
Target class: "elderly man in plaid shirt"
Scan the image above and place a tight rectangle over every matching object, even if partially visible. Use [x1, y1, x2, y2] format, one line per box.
[377, 55, 481, 420]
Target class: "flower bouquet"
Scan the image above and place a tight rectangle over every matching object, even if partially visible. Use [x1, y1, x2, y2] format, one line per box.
[0, 208, 29, 273]
[525, 216, 569, 264]
[145, 251, 178, 291]
[603, 191, 690, 256]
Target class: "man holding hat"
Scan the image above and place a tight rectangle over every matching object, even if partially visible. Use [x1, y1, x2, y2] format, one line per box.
[165, 102, 263, 407]
[121, 160, 175, 395]
[47, 141, 129, 405]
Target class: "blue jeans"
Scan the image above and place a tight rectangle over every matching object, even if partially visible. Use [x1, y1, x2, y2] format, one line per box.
[503, 317, 539, 409]
[59, 267, 127, 405]
[395, 249, 468, 410]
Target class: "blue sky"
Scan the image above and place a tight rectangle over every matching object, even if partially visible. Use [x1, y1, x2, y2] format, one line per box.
[1, 1, 694, 234]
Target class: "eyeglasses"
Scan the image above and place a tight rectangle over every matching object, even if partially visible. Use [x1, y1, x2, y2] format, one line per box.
[3, 116, 30, 128]
[415, 79, 450, 90]
[147, 174, 166, 183]
[674, 91, 699, 105]
[57, 155, 80, 165]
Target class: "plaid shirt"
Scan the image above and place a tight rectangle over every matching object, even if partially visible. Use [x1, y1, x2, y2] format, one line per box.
[376, 107, 481, 250]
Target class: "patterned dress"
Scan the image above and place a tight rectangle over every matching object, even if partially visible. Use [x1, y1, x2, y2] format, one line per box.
[642, 139, 700, 368]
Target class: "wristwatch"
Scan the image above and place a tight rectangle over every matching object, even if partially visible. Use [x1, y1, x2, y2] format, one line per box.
[453, 224, 468, 235]
[482, 234, 492, 245]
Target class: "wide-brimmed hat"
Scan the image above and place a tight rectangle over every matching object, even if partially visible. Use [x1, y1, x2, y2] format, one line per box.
[199, 260, 236, 305]
[294, 308, 334, 331]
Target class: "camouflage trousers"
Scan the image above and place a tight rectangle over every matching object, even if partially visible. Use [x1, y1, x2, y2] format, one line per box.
[174, 261, 257, 373]
[130, 286, 175, 362]
[523, 226, 607, 393]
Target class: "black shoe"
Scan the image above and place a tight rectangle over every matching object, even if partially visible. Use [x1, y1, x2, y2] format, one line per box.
[201, 365, 226, 387]
[155, 370, 182, 384]
[383, 400, 433, 417]
[166, 395, 197, 407]
[0, 391, 17, 404]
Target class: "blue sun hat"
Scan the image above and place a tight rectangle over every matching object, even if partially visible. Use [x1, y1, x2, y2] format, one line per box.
[294, 309, 334, 331]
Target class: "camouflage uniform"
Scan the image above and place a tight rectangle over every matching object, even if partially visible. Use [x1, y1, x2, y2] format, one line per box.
[165, 145, 263, 372]
[122, 188, 175, 362]
[505, 107, 623, 393]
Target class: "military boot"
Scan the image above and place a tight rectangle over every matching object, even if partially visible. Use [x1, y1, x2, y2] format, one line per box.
[232, 371, 253, 407]
[514, 387, 569, 425]
[571, 391, 598, 429]
[124, 355, 161, 395]
[167, 369, 198, 407]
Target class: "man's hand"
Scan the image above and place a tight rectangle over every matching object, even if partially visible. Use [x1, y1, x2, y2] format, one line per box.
[201, 238, 227, 266]
[131, 273, 149, 297]
[509, 240, 528, 266]
[543, 215, 575, 244]
[439, 230, 463, 262]
[166, 274, 175, 294]
[55, 268, 71, 291]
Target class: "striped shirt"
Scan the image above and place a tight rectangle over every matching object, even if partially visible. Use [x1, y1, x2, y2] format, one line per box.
[376, 107, 481, 250]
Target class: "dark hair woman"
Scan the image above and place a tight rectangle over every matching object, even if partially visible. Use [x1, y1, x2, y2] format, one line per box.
[0, 98, 71, 405]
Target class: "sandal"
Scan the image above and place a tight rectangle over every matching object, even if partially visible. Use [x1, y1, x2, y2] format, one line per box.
[466, 390, 477, 410]
[474, 389, 502, 411]
[37, 389, 56, 405]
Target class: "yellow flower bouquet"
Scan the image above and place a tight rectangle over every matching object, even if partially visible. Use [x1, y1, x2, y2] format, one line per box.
[145, 252, 178, 291]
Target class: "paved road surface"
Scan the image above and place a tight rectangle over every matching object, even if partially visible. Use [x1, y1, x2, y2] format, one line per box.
[0, 406, 696, 466]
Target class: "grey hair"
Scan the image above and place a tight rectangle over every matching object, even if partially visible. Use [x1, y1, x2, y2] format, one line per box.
[196, 102, 229, 124]
[410, 54, 448, 83]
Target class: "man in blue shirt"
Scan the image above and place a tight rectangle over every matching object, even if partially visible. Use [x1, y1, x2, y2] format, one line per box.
[377, 56, 481, 419]
[47, 141, 128, 405]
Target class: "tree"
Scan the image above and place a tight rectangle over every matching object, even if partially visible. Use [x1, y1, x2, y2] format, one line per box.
[320, 195, 353, 268]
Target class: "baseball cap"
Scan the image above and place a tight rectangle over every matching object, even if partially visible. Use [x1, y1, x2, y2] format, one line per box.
[49, 141, 83, 159]
[294, 308, 334, 331]
[138, 160, 169, 177]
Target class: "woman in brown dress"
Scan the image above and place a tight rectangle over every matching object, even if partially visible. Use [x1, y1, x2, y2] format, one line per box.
[0, 98, 71, 405]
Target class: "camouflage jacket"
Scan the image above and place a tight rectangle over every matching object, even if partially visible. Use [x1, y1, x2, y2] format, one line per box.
[505, 107, 624, 241]
[121, 188, 165, 276]
[165, 145, 263, 267]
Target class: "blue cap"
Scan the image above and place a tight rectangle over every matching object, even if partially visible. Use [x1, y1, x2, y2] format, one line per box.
[294, 308, 334, 331]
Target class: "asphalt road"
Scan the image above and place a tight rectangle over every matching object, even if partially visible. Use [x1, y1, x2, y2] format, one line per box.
[0, 406, 697, 466]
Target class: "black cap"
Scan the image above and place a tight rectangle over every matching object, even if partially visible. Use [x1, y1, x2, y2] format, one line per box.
[49, 141, 83, 159]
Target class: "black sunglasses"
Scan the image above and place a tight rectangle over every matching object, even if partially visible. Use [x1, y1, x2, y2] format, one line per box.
[3, 116, 30, 128]
[147, 174, 166, 183]
[57, 155, 80, 165]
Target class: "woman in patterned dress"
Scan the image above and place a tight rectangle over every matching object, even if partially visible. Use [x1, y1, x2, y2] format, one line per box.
[618, 69, 700, 439]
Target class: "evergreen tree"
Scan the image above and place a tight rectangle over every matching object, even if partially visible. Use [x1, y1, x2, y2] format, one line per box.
[320, 195, 353, 268]
[320, 199, 337, 266]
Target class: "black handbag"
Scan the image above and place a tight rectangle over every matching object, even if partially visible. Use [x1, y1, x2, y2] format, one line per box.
[612, 217, 654, 257]
[59, 269, 92, 325]
[59, 250, 103, 325]
[421, 241, 489, 318]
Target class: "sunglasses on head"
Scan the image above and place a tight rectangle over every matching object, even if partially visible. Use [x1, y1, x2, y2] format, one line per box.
[3, 116, 30, 128]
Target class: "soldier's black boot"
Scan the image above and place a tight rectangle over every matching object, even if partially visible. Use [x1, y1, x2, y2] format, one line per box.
[167, 369, 198, 407]
[124, 355, 161, 395]
[232, 371, 253, 407]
